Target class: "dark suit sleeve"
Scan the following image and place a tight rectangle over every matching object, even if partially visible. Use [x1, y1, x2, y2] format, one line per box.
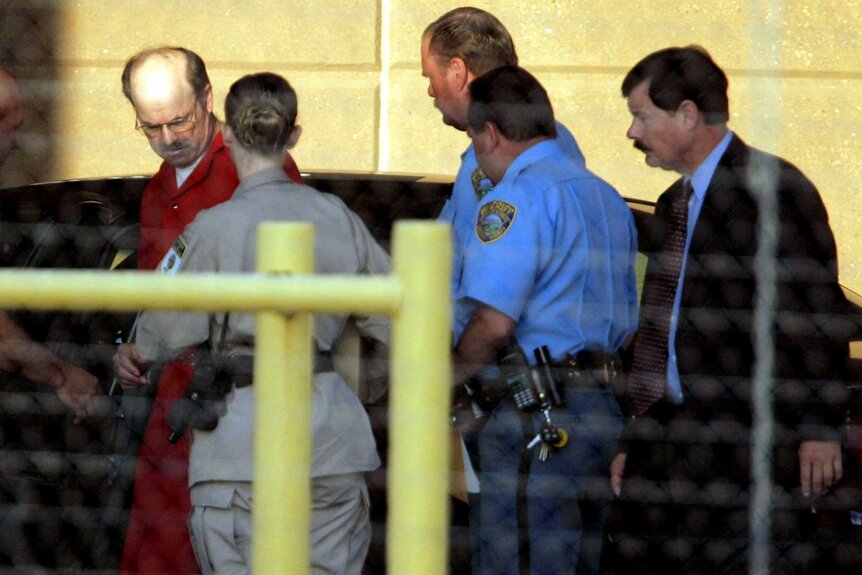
[772, 160, 851, 442]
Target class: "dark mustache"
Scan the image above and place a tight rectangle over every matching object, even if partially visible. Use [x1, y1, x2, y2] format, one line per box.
[164, 141, 189, 152]
[633, 140, 649, 152]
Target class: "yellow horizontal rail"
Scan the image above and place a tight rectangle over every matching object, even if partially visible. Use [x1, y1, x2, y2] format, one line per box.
[0, 220, 452, 574]
[0, 270, 402, 315]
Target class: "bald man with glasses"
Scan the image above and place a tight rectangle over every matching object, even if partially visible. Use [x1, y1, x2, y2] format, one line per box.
[115, 47, 303, 574]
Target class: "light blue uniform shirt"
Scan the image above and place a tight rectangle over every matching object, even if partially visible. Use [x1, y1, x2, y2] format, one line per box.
[453, 139, 638, 362]
[666, 130, 734, 402]
[440, 122, 586, 298]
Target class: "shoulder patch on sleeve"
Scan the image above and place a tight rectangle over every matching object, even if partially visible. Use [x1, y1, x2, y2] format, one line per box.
[158, 235, 187, 275]
[471, 167, 494, 200]
[476, 200, 517, 244]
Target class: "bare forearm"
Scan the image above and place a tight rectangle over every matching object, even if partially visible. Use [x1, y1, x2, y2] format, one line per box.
[0, 311, 99, 420]
[453, 305, 516, 386]
[0, 310, 41, 373]
[0, 310, 32, 341]
[0, 338, 68, 387]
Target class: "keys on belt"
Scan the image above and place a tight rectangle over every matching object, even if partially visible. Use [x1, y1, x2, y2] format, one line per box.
[522, 347, 617, 462]
[527, 407, 569, 462]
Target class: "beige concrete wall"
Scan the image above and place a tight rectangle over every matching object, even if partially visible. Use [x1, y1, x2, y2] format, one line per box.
[21, 1, 862, 291]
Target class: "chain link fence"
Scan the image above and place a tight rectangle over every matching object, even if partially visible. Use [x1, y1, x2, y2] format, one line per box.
[0, 3, 861, 574]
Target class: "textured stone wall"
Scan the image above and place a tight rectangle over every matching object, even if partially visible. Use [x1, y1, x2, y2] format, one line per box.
[6, 0, 862, 291]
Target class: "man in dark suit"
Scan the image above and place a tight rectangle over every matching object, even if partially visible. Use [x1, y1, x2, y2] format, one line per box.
[606, 46, 853, 573]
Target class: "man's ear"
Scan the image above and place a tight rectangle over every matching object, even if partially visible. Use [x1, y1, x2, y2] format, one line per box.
[203, 83, 214, 114]
[449, 57, 470, 92]
[484, 121, 502, 150]
[286, 125, 302, 149]
[222, 123, 234, 146]
[678, 99, 700, 129]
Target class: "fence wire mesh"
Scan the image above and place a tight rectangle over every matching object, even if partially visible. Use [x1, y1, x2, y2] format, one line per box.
[0, 3, 861, 574]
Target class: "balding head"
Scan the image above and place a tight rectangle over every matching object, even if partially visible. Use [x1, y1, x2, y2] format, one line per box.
[121, 47, 215, 168]
[0, 69, 24, 169]
[122, 46, 210, 105]
[127, 52, 199, 120]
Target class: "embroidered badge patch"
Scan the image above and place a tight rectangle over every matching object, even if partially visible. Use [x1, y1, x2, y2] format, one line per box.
[476, 200, 516, 244]
[159, 235, 187, 275]
[471, 167, 494, 200]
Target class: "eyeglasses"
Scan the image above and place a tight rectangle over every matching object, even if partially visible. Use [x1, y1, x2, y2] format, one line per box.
[135, 101, 200, 138]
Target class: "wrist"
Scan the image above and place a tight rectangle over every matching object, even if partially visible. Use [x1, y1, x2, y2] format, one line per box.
[47, 369, 67, 389]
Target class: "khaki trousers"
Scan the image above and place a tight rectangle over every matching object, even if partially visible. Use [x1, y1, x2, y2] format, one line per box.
[189, 473, 370, 575]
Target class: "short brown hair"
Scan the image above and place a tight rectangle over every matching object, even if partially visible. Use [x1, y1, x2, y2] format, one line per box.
[622, 46, 729, 125]
[423, 7, 517, 77]
[468, 66, 556, 142]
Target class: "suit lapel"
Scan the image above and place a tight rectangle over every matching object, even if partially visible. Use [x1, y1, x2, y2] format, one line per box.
[688, 135, 757, 255]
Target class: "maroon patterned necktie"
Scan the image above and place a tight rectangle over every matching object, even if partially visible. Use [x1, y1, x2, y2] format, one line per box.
[626, 180, 694, 416]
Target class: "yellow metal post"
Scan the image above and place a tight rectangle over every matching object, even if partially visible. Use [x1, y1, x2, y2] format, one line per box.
[388, 221, 453, 574]
[253, 223, 315, 575]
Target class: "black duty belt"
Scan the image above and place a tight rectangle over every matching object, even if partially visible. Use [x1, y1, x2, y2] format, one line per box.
[229, 351, 335, 389]
[465, 348, 620, 414]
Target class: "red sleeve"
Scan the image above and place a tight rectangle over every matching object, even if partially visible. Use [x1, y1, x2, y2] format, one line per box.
[138, 168, 171, 270]
[283, 152, 303, 184]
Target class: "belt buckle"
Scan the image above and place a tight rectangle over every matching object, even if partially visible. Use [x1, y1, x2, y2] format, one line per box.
[565, 355, 579, 384]
[568, 351, 615, 388]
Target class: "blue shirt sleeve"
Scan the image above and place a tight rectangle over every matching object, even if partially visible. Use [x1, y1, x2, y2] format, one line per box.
[458, 181, 546, 322]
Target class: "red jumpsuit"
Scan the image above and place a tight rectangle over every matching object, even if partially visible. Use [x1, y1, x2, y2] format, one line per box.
[120, 130, 302, 574]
